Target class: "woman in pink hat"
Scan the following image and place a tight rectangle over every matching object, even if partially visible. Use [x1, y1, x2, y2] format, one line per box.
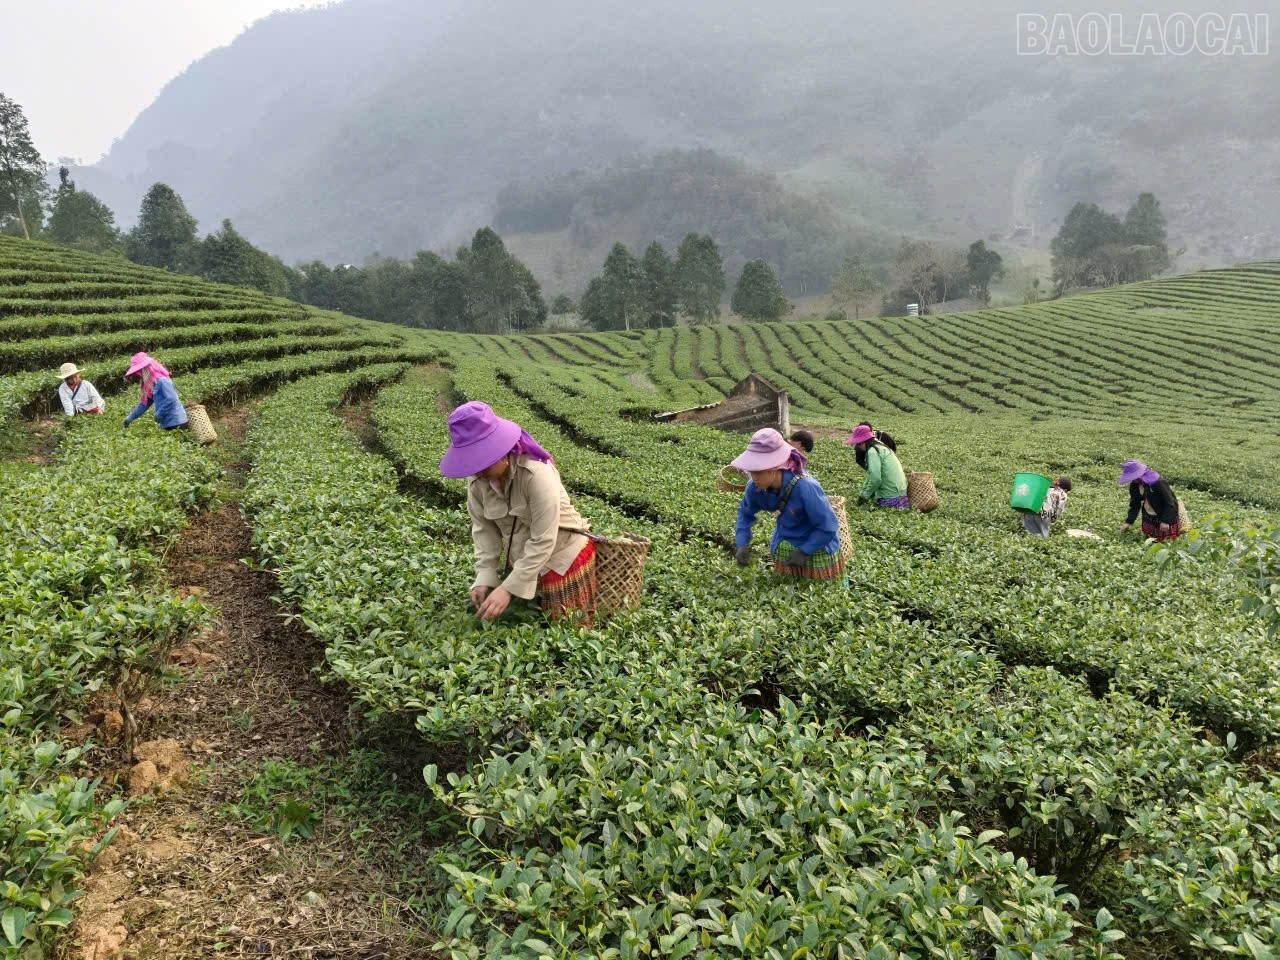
[847, 424, 909, 508]
[440, 401, 596, 625]
[1118, 459, 1183, 540]
[852, 420, 897, 470]
[122, 352, 188, 431]
[732, 428, 844, 579]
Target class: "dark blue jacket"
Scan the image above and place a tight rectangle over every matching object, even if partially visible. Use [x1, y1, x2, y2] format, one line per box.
[124, 377, 188, 429]
[735, 470, 840, 556]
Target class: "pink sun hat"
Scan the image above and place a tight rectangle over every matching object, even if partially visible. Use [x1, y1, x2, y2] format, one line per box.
[730, 428, 794, 472]
[124, 351, 170, 379]
[846, 424, 875, 445]
[439, 401, 523, 478]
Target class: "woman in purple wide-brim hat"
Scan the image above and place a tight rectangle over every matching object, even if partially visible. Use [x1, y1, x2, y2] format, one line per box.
[440, 401, 596, 625]
[1118, 459, 1184, 541]
[732, 428, 844, 580]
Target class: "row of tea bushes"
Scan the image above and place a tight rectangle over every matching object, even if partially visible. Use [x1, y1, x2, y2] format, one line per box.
[1, 417, 217, 956]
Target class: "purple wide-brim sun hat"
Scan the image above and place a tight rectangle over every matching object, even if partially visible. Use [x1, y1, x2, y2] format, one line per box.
[845, 424, 875, 446]
[730, 428, 792, 472]
[440, 401, 523, 478]
[1118, 459, 1148, 486]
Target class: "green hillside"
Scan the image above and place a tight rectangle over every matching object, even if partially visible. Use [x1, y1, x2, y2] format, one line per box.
[0, 237, 442, 426]
[2, 235, 1279, 958]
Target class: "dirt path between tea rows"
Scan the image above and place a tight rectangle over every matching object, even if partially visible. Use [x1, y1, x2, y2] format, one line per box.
[62, 405, 442, 960]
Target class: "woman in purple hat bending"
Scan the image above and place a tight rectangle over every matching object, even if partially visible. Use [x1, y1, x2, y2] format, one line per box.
[733, 428, 844, 579]
[1118, 459, 1183, 541]
[440, 401, 596, 625]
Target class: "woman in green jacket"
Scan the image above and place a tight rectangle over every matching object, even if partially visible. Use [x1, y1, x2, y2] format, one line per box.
[847, 424, 909, 508]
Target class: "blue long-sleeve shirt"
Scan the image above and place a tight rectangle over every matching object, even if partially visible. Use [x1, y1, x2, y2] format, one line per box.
[124, 377, 188, 429]
[735, 470, 840, 556]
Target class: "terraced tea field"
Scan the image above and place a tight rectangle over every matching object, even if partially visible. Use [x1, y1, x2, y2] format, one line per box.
[2, 234, 1279, 958]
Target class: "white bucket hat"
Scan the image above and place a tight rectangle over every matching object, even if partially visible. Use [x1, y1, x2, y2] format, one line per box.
[58, 362, 83, 380]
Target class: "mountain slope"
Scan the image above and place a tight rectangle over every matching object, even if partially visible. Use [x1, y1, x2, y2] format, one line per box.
[79, 0, 1280, 272]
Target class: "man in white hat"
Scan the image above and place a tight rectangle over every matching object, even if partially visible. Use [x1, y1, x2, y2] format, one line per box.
[57, 362, 105, 416]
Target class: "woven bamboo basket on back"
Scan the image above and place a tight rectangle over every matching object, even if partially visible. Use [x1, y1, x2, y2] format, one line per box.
[592, 532, 652, 612]
[906, 471, 939, 513]
[717, 464, 748, 494]
[186, 403, 218, 446]
[828, 495, 854, 563]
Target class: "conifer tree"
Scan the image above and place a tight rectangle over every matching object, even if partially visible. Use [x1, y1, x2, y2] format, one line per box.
[127, 183, 199, 272]
[674, 233, 725, 323]
[731, 258, 790, 321]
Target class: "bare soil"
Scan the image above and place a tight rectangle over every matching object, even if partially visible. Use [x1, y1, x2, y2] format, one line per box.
[1, 413, 65, 464]
[625, 371, 657, 392]
[729, 326, 751, 369]
[688, 333, 707, 380]
[336, 399, 381, 453]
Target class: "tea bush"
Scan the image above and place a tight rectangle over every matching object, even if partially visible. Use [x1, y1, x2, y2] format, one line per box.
[0, 419, 216, 956]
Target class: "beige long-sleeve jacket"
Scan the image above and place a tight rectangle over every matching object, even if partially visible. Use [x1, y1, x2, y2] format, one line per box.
[467, 455, 590, 599]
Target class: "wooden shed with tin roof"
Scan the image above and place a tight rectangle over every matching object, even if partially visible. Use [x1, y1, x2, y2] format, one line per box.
[654, 374, 789, 435]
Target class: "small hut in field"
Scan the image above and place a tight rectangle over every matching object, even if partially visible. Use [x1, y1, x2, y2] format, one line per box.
[654, 374, 789, 435]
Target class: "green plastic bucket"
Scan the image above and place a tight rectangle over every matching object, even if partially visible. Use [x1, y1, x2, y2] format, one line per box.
[1010, 473, 1051, 513]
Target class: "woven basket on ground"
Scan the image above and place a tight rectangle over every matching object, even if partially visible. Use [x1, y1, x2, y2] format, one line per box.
[592, 532, 652, 612]
[717, 464, 748, 494]
[187, 403, 218, 445]
[1177, 497, 1190, 529]
[828, 495, 854, 563]
[907, 471, 939, 513]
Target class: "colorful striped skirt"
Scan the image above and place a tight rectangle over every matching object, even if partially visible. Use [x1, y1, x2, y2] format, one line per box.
[878, 494, 911, 510]
[1141, 516, 1183, 542]
[772, 539, 846, 580]
[538, 539, 597, 626]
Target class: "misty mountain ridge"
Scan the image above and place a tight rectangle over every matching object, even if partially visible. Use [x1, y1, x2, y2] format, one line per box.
[72, 0, 1280, 292]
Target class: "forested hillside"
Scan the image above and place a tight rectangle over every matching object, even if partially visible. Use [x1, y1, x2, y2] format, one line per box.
[495, 150, 893, 296]
[69, 0, 1280, 277]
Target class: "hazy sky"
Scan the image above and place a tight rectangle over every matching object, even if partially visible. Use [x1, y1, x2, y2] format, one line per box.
[2, 0, 333, 164]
